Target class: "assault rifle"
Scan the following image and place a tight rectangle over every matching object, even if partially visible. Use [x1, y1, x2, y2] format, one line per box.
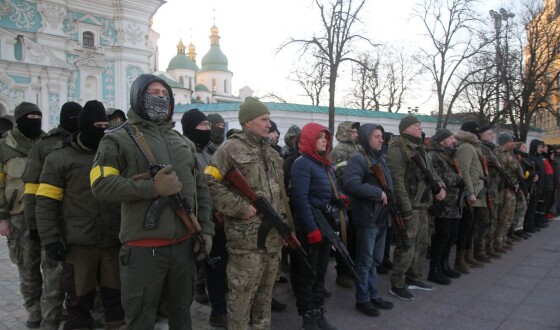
[371, 163, 407, 252]
[452, 159, 471, 211]
[223, 167, 313, 271]
[410, 152, 448, 215]
[489, 157, 516, 192]
[479, 155, 495, 221]
[121, 123, 220, 267]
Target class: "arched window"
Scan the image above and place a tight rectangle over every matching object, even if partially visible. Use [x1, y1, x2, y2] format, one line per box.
[83, 32, 94, 48]
[224, 79, 227, 93]
[179, 76, 184, 85]
[212, 79, 216, 92]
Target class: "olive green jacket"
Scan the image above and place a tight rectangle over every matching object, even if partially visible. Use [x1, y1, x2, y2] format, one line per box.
[36, 139, 120, 247]
[455, 130, 487, 208]
[90, 110, 213, 243]
[0, 128, 44, 219]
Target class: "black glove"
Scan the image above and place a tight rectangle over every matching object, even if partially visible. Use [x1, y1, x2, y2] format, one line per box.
[29, 230, 41, 243]
[430, 182, 442, 195]
[45, 241, 66, 261]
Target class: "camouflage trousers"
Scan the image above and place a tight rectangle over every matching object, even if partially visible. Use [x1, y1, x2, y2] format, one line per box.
[5, 214, 42, 314]
[40, 249, 65, 330]
[391, 209, 429, 289]
[227, 251, 280, 330]
[512, 193, 528, 232]
[474, 206, 495, 255]
[494, 189, 517, 248]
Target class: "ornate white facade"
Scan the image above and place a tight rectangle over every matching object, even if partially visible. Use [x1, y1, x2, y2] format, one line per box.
[0, 0, 164, 129]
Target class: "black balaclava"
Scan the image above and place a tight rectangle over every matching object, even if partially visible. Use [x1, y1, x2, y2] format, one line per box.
[15, 102, 42, 140]
[207, 113, 225, 145]
[0, 115, 14, 136]
[181, 108, 210, 148]
[59, 101, 82, 133]
[79, 100, 108, 150]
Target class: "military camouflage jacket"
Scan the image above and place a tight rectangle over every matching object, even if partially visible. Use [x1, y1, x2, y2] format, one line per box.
[36, 139, 120, 247]
[387, 134, 443, 214]
[281, 124, 301, 159]
[329, 121, 359, 190]
[480, 140, 504, 203]
[21, 126, 73, 230]
[428, 141, 463, 219]
[0, 128, 44, 219]
[495, 145, 521, 189]
[205, 129, 284, 254]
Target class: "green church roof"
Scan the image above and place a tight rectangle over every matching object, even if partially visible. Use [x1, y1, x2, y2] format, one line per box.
[167, 54, 199, 71]
[200, 45, 229, 72]
[195, 84, 209, 92]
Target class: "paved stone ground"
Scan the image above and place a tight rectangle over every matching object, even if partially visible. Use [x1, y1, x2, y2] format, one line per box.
[2, 220, 560, 329]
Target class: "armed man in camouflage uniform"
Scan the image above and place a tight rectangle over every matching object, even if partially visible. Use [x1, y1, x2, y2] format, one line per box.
[21, 101, 81, 329]
[387, 115, 446, 301]
[91, 74, 213, 329]
[329, 121, 360, 288]
[205, 97, 284, 329]
[478, 126, 504, 261]
[281, 124, 301, 159]
[37, 100, 124, 329]
[494, 133, 521, 251]
[0, 102, 45, 328]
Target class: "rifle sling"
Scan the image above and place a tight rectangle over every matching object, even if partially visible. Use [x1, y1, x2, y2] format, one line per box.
[326, 169, 347, 246]
[129, 125, 158, 165]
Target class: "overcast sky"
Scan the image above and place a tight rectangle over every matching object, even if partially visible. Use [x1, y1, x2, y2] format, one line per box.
[152, 0, 507, 114]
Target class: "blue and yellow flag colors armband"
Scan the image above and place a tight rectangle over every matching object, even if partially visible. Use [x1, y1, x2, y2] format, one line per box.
[24, 183, 40, 195]
[36, 183, 64, 201]
[204, 165, 223, 181]
[90, 165, 120, 186]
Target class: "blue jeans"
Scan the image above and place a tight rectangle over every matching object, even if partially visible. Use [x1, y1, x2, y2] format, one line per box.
[354, 225, 386, 303]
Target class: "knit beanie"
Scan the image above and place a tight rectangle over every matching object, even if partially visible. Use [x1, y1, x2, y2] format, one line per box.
[497, 133, 513, 146]
[207, 113, 225, 127]
[351, 122, 361, 130]
[181, 108, 207, 134]
[269, 120, 280, 134]
[399, 115, 421, 133]
[460, 121, 481, 136]
[0, 115, 14, 135]
[238, 97, 269, 125]
[59, 101, 82, 133]
[433, 128, 453, 143]
[480, 125, 493, 135]
[14, 102, 41, 122]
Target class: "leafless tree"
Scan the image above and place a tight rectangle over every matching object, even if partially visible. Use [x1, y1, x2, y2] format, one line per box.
[504, 0, 560, 141]
[413, 0, 491, 128]
[347, 52, 383, 110]
[291, 52, 329, 106]
[278, 0, 374, 132]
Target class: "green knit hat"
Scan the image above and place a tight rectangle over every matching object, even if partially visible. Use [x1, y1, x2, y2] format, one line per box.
[238, 97, 270, 125]
[399, 115, 421, 133]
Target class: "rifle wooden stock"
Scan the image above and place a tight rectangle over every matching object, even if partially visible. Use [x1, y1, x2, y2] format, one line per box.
[371, 163, 408, 252]
[410, 152, 449, 215]
[453, 159, 471, 210]
[223, 166, 313, 270]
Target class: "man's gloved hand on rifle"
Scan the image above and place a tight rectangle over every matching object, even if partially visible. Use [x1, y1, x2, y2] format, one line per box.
[153, 165, 182, 196]
[332, 194, 350, 210]
[307, 228, 322, 244]
[45, 241, 66, 261]
[193, 233, 213, 262]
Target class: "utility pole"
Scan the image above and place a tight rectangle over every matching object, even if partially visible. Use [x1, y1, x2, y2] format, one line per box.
[489, 8, 515, 138]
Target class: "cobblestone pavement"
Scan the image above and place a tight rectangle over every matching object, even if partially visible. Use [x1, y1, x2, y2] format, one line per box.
[2, 220, 560, 329]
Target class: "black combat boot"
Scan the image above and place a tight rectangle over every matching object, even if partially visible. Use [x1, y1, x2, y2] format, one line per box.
[302, 310, 319, 330]
[316, 307, 338, 330]
[427, 262, 451, 285]
[441, 258, 461, 279]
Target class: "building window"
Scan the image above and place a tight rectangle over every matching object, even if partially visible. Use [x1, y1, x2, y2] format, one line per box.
[83, 32, 94, 48]
[189, 77, 192, 90]
[14, 35, 23, 61]
[224, 80, 227, 93]
[212, 79, 216, 92]
[179, 76, 184, 85]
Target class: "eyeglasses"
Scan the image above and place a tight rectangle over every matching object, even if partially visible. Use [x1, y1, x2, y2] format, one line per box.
[147, 89, 169, 97]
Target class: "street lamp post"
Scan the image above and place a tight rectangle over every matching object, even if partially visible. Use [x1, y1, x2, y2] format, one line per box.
[489, 8, 515, 138]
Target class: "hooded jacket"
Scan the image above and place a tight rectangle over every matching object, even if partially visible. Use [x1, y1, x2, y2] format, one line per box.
[281, 124, 301, 158]
[529, 139, 545, 195]
[455, 130, 487, 208]
[291, 123, 336, 234]
[90, 74, 213, 244]
[480, 140, 503, 204]
[343, 124, 392, 227]
[330, 121, 359, 190]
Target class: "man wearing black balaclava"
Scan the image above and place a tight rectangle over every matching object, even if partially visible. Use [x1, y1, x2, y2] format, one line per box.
[91, 74, 213, 329]
[21, 100, 82, 329]
[207, 113, 225, 153]
[0, 102, 45, 328]
[36, 100, 125, 329]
